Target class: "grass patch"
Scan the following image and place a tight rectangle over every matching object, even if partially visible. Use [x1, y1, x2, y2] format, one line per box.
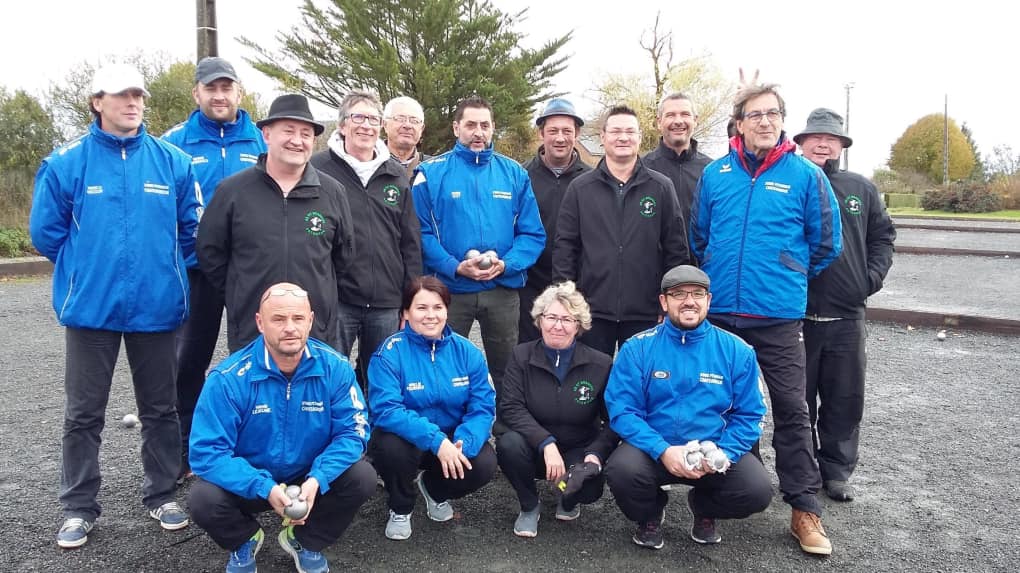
[887, 207, 1020, 221]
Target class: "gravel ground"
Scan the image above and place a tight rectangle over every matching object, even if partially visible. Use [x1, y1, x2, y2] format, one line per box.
[894, 228, 1020, 252]
[869, 254, 1020, 320]
[2, 276, 1018, 572]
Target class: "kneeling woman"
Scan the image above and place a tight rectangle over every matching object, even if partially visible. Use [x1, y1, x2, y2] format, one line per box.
[497, 281, 618, 538]
[368, 276, 497, 540]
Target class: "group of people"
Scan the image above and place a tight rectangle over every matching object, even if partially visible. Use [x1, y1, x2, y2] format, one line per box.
[29, 55, 895, 571]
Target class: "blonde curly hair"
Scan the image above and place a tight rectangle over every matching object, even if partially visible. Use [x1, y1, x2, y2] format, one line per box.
[530, 281, 593, 333]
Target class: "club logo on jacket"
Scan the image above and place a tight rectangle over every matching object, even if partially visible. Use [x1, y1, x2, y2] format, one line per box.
[652, 370, 670, 379]
[845, 194, 862, 215]
[699, 372, 723, 385]
[639, 196, 657, 218]
[406, 381, 425, 392]
[304, 210, 325, 236]
[382, 184, 401, 206]
[573, 380, 595, 405]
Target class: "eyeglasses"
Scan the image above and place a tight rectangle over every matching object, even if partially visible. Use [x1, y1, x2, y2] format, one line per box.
[664, 289, 708, 301]
[605, 129, 639, 139]
[742, 109, 784, 123]
[541, 314, 578, 327]
[387, 114, 423, 126]
[261, 288, 309, 303]
[346, 113, 383, 126]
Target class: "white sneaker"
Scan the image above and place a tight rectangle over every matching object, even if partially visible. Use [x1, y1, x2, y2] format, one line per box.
[385, 511, 412, 540]
[415, 471, 454, 522]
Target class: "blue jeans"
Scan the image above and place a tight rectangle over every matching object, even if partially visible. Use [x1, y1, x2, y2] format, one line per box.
[61, 328, 181, 520]
[336, 303, 400, 394]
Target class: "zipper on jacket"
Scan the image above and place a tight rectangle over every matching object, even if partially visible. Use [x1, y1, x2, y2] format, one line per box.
[286, 379, 292, 400]
[431, 341, 436, 363]
[282, 196, 289, 280]
[555, 350, 560, 368]
[121, 146, 126, 160]
[735, 177, 756, 311]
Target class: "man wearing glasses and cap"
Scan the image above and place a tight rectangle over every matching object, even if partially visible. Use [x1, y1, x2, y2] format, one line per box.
[198, 94, 355, 353]
[794, 108, 895, 504]
[163, 56, 267, 483]
[604, 265, 771, 551]
[518, 98, 592, 343]
[310, 91, 422, 391]
[188, 282, 375, 573]
[30, 63, 203, 548]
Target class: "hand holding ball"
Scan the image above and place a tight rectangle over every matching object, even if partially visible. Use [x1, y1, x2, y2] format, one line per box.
[283, 484, 309, 520]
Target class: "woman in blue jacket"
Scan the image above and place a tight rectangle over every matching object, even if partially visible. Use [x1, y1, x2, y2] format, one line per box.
[368, 276, 497, 540]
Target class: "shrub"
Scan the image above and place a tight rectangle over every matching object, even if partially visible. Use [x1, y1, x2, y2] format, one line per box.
[871, 168, 929, 196]
[0, 227, 33, 257]
[0, 166, 33, 230]
[885, 193, 922, 209]
[922, 182, 1002, 213]
[989, 174, 1020, 210]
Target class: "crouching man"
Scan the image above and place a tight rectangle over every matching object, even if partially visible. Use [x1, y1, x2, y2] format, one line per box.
[188, 282, 375, 573]
[604, 266, 772, 550]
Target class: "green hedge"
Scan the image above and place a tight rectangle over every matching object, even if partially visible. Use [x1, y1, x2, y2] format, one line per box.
[884, 193, 921, 209]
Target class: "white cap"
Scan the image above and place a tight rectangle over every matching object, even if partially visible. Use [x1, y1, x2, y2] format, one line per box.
[91, 64, 150, 97]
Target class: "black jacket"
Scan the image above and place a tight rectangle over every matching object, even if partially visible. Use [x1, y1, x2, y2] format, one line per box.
[552, 157, 690, 322]
[197, 155, 355, 350]
[499, 340, 618, 462]
[806, 160, 896, 319]
[310, 149, 422, 308]
[643, 138, 712, 223]
[522, 148, 592, 293]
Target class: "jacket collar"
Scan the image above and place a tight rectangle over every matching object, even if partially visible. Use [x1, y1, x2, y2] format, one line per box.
[661, 317, 712, 343]
[532, 146, 585, 177]
[189, 108, 257, 142]
[453, 140, 494, 166]
[730, 132, 796, 177]
[89, 120, 146, 150]
[821, 158, 841, 175]
[402, 322, 455, 351]
[247, 335, 322, 382]
[255, 153, 322, 196]
[595, 154, 652, 186]
[526, 338, 597, 373]
[654, 138, 702, 162]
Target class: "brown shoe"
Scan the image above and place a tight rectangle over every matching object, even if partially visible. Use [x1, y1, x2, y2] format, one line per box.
[791, 509, 832, 555]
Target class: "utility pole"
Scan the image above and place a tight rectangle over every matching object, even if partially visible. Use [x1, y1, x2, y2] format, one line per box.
[196, 0, 218, 61]
[843, 82, 854, 171]
[943, 94, 949, 186]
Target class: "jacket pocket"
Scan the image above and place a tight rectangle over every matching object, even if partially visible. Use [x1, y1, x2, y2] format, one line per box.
[778, 250, 807, 276]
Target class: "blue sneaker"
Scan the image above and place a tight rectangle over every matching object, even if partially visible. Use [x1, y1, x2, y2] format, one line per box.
[149, 501, 190, 530]
[56, 517, 94, 548]
[278, 526, 329, 573]
[226, 529, 264, 573]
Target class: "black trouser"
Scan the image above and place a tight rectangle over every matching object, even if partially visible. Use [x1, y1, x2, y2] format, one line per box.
[517, 282, 543, 344]
[605, 442, 772, 524]
[175, 269, 224, 459]
[447, 288, 519, 414]
[582, 318, 657, 357]
[710, 319, 823, 515]
[804, 318, 866, 482]
[369, 430, 497, 515]
[61, 328, 181, 520]
[189, 460, 376, 552]
[496, 430, 607, 511]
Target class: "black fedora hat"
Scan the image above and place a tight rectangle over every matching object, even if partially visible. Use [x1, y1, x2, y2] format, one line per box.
[256, 94, 325, 135]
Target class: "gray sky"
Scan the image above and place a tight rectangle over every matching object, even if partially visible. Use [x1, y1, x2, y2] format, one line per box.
[2, 0, 1013, 176]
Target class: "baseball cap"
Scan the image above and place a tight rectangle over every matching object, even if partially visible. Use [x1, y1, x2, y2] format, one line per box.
[91, 64, 150, 98]
[195, 57, 239, 85]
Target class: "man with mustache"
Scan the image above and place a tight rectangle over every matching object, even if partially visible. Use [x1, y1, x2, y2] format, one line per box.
[690, 83, 842, 555]
[411, 95, 545, 431]
[383, 95, 431, 179]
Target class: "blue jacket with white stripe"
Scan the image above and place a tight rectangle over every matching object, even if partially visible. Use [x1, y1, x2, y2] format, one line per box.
[368, 323, 495, 458]
[690, 135, 842, 319]
[30, 121, 202, 332]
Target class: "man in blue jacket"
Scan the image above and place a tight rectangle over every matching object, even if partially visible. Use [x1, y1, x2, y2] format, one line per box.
[30, 63, 202, 548]
[604, 265, 771, 550]
[411, 95, 545, 422]
[690, 83, 842, 555]
[162, 56, 266, 481]
[188, 282, 375, 573]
